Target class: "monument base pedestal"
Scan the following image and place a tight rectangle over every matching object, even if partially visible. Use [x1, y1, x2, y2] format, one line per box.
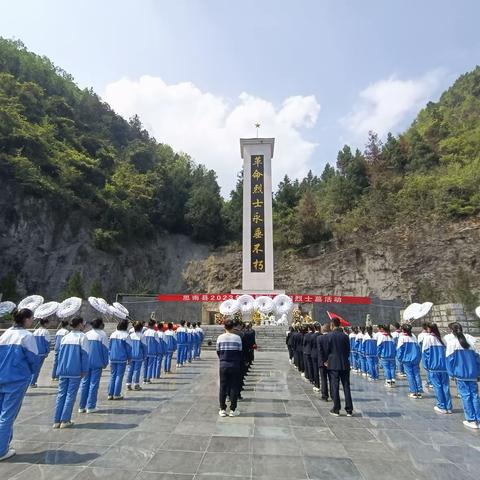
[231, 289, 286, 295]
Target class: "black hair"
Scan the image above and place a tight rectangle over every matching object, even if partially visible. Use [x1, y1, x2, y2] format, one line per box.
[308, 324, 315, 333]
[366, 325, 373, 337]
[70, 316, 84, 329]
[13, 308, 33, 327]
[427, 322, 444, 346]
[352, 326, 358, 334]
[180, 320, 186, 326]
[197, 322, 201, 327]
[187, 322, 191, 327]
[39, 318, 49, 327]
[360, 326, 365, 334]
[394, 322, 401, 329]
[148, 319, 156, 328]
[332, 318, 340, 328]
[224, 319, 234, 330]
[168, 322, 173, 330]
[59, 320, 69, 329]
[422, 322, 429, 330]
[117, 319, 129, 331]
[383, 324, 392, 337]
[450, 322, 470, 349]
[377, 324, 384, 331]
[134, 321, 143, 332]
[402, 324, 412, 336]
[192, 322, 197, 328]
[91, 318, 104, 330]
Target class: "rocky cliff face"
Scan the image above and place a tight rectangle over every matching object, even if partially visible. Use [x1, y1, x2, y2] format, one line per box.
[184, 219, 480, 301]
[0, 184, 210, 299]
[2, 182, 479, 305]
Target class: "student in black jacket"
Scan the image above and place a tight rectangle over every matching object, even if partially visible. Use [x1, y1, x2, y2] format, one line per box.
[303, 325, 313, 382]
[286, 327, 294, 364]
[317, 323, 331, 401]
[294, 327, 304, 373]
[325, 318, 354, 416]
[311, 323, 321, 392]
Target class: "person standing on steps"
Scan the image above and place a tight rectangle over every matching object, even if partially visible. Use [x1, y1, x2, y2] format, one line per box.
[217, 319, 242, 417]
[317, 323, 331, 401]
[325, 317, 354, 417]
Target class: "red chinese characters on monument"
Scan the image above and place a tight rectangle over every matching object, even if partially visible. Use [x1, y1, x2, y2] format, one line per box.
[156, 294, 371, 304]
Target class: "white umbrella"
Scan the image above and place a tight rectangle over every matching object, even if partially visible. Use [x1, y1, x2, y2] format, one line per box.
[57, 297, 82, 318]
[237, 295, 255, 316]
[113, 302, 129, 316]
[34, 301, 60, 319]
[0, 301, 16, 317]
[108, 305, 127, 320]
[255, 296, 274, 315]
[273, 294, 294, 316]
[402, 303, 422, 322]
[476, 306, 480, 319]
[219, 299, 240, 316]
[18, 295, 44, 312]
[88, 296, 108, 315]
[414, 302, 433, 320]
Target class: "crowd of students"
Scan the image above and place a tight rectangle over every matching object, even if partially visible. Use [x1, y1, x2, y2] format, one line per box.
[0, 309, 204, 461]
[287, 320, 480, 430]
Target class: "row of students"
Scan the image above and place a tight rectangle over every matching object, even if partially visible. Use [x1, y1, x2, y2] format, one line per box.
[349, 322, 480, 429]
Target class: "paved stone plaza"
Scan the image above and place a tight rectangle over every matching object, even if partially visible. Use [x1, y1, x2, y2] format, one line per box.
[1, 351, 479, 479]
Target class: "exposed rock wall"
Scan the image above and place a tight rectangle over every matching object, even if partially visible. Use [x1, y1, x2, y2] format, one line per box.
[184, 219, 480, 302]
[0, 185, 210, 299]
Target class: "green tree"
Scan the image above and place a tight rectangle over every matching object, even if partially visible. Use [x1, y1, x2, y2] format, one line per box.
[89, 278, 103, 298]
[0, 272, 19, 302]
[62, 272, 85, 300]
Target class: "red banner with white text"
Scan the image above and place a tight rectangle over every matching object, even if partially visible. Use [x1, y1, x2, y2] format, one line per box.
[156, 294, 371, 305]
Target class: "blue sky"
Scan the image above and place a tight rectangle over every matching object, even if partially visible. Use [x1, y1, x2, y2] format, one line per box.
[1, 0, 479, 194]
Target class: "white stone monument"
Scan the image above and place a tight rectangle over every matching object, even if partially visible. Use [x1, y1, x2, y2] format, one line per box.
[232, 137, 284, 295]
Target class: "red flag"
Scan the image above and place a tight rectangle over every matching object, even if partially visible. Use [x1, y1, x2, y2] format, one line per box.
[327, 311, 351, 327]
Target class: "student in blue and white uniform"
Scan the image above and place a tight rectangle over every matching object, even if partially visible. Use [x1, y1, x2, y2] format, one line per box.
[445, 322, 480, 429]
[418, 322, 433, 388]
[377, 324, 396, 387]
[354, 328, 364, 374]
[30, 318, 50, 387]
[363, 326, 379, 381]
[143, 319, 158, 383]
[163, 323, 177, 373]
[391, 322, 406, 378]
[78, 318, 109, 413]
[194, 322, 204, 359]
[422, 322, 452, 415]
[108, 319, 132, 400]
[176, 320, 187, 367]
[358, 327, 368, 377]
[51, 320, 69, 381]
[127, 321, 147, 390]
[53, 316, 89, 429]
[186, 322, 194, 363]
[396, 324, 423, 398]
[155, 325, 165, 378]
[0, 308, 39, 461]
[348, 327, 357, 371]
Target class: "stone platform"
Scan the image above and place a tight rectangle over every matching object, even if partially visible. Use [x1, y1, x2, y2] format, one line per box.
[1, 351, 479, 479]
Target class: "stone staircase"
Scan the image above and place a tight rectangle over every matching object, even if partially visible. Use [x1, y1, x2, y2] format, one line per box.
[201, 325, 288, 352]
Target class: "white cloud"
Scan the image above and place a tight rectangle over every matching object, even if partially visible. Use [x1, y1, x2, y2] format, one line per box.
[103, 76, 320, 195]
[341, 70, 444, 140]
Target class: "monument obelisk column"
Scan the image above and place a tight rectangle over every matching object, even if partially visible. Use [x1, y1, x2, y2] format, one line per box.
[238, 137, 275, 293]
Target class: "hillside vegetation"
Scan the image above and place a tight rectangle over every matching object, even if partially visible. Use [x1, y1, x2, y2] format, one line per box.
[1, 39, 479, 252]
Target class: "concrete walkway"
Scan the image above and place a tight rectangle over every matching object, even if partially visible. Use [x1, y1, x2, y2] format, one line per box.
[1, 351, 479, 479]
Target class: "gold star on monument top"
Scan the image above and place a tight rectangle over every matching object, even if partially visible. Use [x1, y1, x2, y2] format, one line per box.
[255, 122, 261, 137]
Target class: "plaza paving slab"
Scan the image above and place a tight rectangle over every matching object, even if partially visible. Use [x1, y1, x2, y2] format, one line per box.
[1, 351, 479, 479]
